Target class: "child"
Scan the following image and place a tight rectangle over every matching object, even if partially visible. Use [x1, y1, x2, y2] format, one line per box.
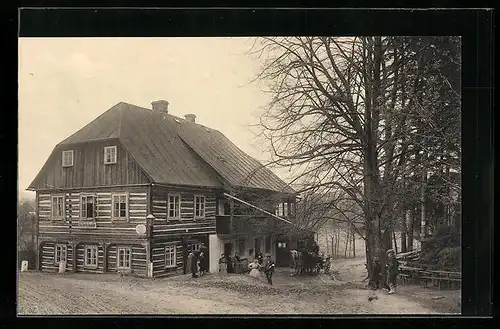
[385, 249, 399, 294]
[263, 254, 276, 285]
[219, 253, 227, 274]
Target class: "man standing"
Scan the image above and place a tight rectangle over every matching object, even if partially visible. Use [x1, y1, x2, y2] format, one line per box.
[385, 249, 399, 294]
[264, 254, 276, 285]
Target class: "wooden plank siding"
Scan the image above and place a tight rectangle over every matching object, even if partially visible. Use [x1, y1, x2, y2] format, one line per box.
[37, 186, 148, 232]
[107, 244, 147, 276]
[151, 240, 184, 278]
[30, 139, 150, 190]
[151, 186, 217, 239]
[40, 242, 74, 273]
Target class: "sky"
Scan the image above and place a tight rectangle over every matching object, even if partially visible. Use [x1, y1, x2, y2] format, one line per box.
[18, 37, 286, 199]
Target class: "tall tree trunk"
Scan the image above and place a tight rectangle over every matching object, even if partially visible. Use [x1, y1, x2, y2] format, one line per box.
[401, 209, 408, 253]
[352, 231, 356, 258]
[393, 231, 398, 254]
[344, 228, 349, 259]
[420, 169, 427, 239]
[407, 208, 414, 251]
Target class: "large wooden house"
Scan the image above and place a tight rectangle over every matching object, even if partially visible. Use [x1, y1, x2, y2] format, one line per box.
[28, 100, 301, 277]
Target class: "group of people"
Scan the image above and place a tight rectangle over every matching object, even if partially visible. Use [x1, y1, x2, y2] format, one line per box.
[370, 248, 399, 294]
[218, 250, 276, 285]
[187, 243, 209, 278]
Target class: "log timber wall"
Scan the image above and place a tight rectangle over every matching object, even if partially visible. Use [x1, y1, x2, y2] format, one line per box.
[37, 186, 149, 275]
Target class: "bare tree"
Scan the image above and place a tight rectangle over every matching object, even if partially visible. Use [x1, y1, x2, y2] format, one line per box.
[249, 36, 461, 280]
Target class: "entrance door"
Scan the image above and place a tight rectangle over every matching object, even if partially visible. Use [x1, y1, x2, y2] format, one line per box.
[224, 243, 233, 258]
[275, 239, 290, 267]
[254, 238, 261, 254]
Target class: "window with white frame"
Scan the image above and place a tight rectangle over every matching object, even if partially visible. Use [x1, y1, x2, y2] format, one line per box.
[80, 195, 96, 219]
[62, 150, 74, 167]
[276, 203, 284, 217]
[167, 194, 180, 219]
[283, 202, 288, 217]
[84, 245, 98, 268]
[55, 244, 67, 263]
[194, 195, 205, 218]
[51, 195, 65, 220]
[117, 247, 131, 270]
[165, 245, 176, 267]
[112, 193, 128, 220]
[104, 146, 117, 164]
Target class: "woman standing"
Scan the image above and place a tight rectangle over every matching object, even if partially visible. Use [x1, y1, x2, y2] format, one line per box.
[248, 259, 261, 279]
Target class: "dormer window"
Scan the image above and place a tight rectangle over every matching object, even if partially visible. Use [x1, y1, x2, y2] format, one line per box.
[62, 150, 74, 167]
[104, 146, 117, 164]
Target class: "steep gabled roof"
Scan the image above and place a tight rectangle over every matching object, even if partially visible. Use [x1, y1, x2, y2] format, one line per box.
[31, 102, 295, 194]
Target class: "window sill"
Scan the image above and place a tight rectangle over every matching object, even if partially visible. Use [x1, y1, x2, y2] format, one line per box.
[84, 265, 98, 269]
[164, 265, 177, 269]
[104, 162, 117, 165]
[117, 267, 131, 271]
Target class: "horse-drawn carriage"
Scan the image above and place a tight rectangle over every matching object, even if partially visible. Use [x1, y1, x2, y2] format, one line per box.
[290, 239, 331, 276]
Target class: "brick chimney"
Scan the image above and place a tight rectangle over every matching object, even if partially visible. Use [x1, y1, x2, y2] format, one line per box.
[151, 100, 169, 113]
[184, 114, 196, 123]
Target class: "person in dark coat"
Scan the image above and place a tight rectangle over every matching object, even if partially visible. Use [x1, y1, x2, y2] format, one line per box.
[200, 243, 209, 274]
[256, 250, 263, 265]
[199, 251, 206, 276]
[385, 249, 399, 294]
[371, 255, 382, 290]
[190, 250, 199, 278]
[263, 254, 276, 285]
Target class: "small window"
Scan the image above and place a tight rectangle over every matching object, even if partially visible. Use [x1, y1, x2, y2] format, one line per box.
[62, 150, 74, 167]
[167, 194, 180, 219]
[165, 245, 177, 268]
[55, 244, 67, 264]
[194, 195, 205, 218]
[191, 243, 201, 252]
[84, 245, 98, 268]
[51, 195, 65, 220]
[283, 202, 289, 217]
[104, 146, 117, 164]
[112, 193, 128, 220]
[117, 247, 131, 270]
[81, 195, 96, 219]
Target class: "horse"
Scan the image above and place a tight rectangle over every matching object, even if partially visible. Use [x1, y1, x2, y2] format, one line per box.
[290, 249, 322, 276]
[290, 249, 302, 276]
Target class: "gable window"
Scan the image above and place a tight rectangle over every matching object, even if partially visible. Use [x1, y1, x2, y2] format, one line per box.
[112, 193, 128, 220]
[51, 195, 65, 220]
[62, 150, 74, 167]
[104, 146, 117, 164]
[81, 195, 96, 219]
[283, 202, 288, 217]
[165, 245, 177, 268]
[55, 244, 67, 264]
[194, 195, 205, 218]
[117, 247, 131, 270]
[167, 194, 180, 219]
[84, 245, 98, 268]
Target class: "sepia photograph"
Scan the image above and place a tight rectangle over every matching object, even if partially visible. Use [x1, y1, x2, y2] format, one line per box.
[18, 35, 462, 315]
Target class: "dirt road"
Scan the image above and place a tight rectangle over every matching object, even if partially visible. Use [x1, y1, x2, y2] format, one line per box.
[18, 258, 460, 315]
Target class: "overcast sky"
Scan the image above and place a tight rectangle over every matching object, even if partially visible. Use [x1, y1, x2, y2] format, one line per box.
[18, 37, 285, 198]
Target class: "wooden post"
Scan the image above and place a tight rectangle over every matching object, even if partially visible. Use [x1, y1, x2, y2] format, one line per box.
[72, 242, 77, 272]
